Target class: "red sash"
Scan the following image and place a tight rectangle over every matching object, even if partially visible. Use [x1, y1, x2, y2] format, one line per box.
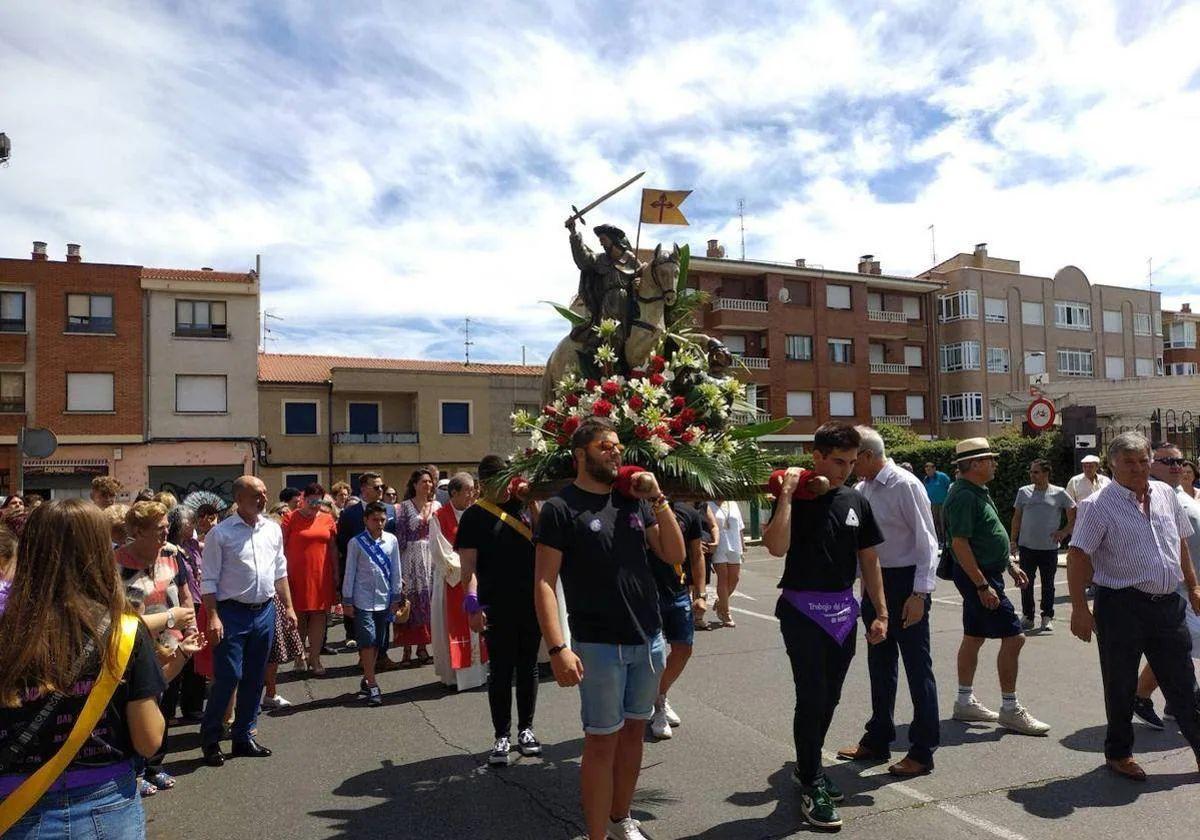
[438, 505, 487, 668]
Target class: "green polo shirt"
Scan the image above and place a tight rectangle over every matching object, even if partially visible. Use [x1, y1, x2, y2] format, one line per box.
[944, 478, 1010, 572]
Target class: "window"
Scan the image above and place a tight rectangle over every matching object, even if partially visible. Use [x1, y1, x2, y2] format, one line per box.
[906, 394, 925, 420]
[175, 375, 227, 413]
[0, 292, 25, 332]
[785, 391, 813, 416]
[984, 297, 1008, 323]
[175, 300, 228, 338]
[348, 402, 380, 434]
[902, 297, 921, 320]
[826, 284, 851, 310]
[1134, 313, 1151, 336]
[66, 294, 114, 333]
[283, 401, 319, 435]
[440, 400, 472, 435]
[989, 404, 1014, 424]
[782, 280, 811, 306]
[941, 393, 983, 422]
[66, 372, 114, 412]
[940, 341, 981, 372]
[938, 290, 978, 323]
[867, 292, 882, 312]
[828, 338, 854, 364]
[903, 346, 923, 367]
[1104, 356, 1125, 380]
[0, 372, 24, 412]
[1169, 363, 1199, 376]
[1054, 301, 1091, 330]
[869, 343, 885, 364]
[1168, 321, 1197, 349]
[785, 335, 812, 360]
[1056, 349, 1094, 378]
[829, 391, 855, 417]
[723, 335, 746, 355]
[986, 347, 1010, 373]
[750, 385, 770, 414]
[284, 473, 319, 491]
[1135, 357, 1154, 377]
[1021, 301, 1044, 326]
[1102, 310, 1123, 333]
[870, 394, 887, 417]
[1154, 312, 1163, 336]
[1024, 352, 1046, 375]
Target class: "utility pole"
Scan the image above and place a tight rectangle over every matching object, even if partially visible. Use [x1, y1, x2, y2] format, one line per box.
[1147, 257, 1153, 288]
[737, 198, 746, 260]
[463, 317, 474, 365]
[928, 224, 936, 266]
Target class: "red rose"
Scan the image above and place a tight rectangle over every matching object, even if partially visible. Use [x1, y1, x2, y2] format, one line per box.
[649, 355, 666, 373]
[556, 434, 569, 446]
[680, 407, 696, 423]
[585, 378, 599, 391]
[524, 448, 535, 457]
[654, 425, 672, 440]
[649, 373, 666, 386]
[669, 417, 685, 433]
[634, 424, 652, 439]
[601, 380, 620, 397]
[544, 419, 558, 434]
[592, 399, 613, 417]
[628, 394, 645, 410]
[565, 393, 580, 407]
[562, 416, 580, 435]
[672, 396, 686, 410]
[543, 404, 558, 416]
[629, 369, 645, 380]
[680, 430, 696, 444]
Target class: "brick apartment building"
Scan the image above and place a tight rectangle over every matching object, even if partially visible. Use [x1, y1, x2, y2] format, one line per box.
[1163, 303, 1199, 377]
[687, 240, 944, 450]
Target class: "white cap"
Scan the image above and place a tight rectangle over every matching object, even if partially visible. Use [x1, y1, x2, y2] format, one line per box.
[1081, 454, 1100, 464]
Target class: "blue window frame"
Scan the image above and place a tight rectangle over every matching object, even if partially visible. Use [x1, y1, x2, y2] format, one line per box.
[441, 401, 471, 435]
[348, 402, 380, 435]
[284, 402, 318, 435]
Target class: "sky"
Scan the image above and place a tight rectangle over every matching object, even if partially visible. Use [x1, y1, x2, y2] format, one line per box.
[1, 0, 1197, 364]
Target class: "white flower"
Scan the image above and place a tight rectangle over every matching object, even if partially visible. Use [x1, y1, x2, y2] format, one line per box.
[594, 345, 618, 365]
[510, 409, 532, 430]
[696, 439, 716, 457]
[593, 318, 620, 339]
[649, 436, 671, 458]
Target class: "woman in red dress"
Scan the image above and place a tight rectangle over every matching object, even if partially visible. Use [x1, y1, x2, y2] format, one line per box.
[281, 483, 338, 675]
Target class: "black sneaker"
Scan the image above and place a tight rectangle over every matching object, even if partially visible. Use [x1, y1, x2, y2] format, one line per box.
[791, 768, 844, 803]
[488, 736, 510, 767]
[356, 678, 369, 700]
[368, 685, 382, 707]
[516, 728, 542, 757]
[1133, 696, 1165, 730]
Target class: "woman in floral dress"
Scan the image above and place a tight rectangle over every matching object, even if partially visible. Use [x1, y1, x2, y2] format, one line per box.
[395, 468, 439, 666]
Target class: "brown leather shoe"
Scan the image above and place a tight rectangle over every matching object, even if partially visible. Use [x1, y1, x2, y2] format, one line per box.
[835, 743, 890, 762]
[1106, 757, 1146, 781]
[888, 757, 933, 777]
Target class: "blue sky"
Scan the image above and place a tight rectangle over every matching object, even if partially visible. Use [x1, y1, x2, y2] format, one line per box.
[1, 0, 1197, 364]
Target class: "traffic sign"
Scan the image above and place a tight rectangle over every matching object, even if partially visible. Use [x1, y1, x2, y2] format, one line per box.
[1027, 398, 1056, 430]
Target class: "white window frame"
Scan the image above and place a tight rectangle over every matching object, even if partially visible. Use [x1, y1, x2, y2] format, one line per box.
[66, 372, 115, 413]
[940, 341, 981, 372]
[1167, 321, 1197, 349]
[941, 393, 983, 423]
[903, 346, 923, 367]
[1134, 313, 1152, 336]
[826, 284, 852, 310]
[1104, 356, 1125, 380]
[439, 399, 474, 435]
[1021, 301, 1044, 326]
[784, 334, 812, 361]
[1135, 357, 1154, 377]
[984, 297, 1008, 323]
[175, 374, 228, 414]
[785, 391, 813, 416]
[1169, 362, 1199, 376]
[829, 391, 855, 417]
[1054, 300, 1092, 331]
[1056, 349, 1094, 378]
[1102, 310, 1122, 334]
[989, 403, 1014, 424]
[905, 394, 925, 420]
[282, 399, 321, 435]
[986, 347, 1010, 373]
[938, 290, 978, 323]
[1024, 352, 1047, 375]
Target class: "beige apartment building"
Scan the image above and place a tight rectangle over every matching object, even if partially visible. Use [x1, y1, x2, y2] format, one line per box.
[926, 244, 1163, 438]
[257, 353, 542, 493]
[1163, 303, 1200, 377]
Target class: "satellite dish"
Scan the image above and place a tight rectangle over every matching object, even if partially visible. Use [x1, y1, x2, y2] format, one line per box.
[19, 427, 58, 459]
[778, 286, 791, 303]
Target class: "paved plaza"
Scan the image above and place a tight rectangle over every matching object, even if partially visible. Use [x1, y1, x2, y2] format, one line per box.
[147, 547, 1200, 840]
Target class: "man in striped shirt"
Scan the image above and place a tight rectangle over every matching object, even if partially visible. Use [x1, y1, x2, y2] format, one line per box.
[1067, 431, 1200, 780]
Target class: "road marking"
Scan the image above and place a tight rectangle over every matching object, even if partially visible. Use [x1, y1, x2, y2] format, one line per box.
[729, 606, 780, 623]
[732, 591, 757, 601]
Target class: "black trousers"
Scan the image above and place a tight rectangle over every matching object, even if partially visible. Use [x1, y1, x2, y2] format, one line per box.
[1018, 548, 1058, 619]
[1094, 586, 1200, 761]
[860, 566, 940, 765]
[485, 610, 542, 739]
[777, 596, 856, 786]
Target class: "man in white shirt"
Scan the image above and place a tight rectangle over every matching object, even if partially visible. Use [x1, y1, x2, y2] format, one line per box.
[836, 427, 941, 777]
[1066, 455, 1110, 503]
[200, 475, 296, 767]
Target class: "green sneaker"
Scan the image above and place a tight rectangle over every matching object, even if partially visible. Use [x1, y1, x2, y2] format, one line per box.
[799, 781, 842, 829]
[791, 768, 844, 803]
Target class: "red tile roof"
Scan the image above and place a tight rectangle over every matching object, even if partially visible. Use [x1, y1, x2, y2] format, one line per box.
[142, 267, 256, 283]
[258, 353, 544, 383]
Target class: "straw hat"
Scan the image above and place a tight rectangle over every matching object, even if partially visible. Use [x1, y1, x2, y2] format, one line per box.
[954, 437, 999, 463]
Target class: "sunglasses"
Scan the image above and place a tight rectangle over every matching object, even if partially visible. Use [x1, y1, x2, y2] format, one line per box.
[1156, 457, 1184, 467]
[590, 440, 625, 454]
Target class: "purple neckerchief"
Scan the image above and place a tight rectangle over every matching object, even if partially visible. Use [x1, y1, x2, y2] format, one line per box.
[781, 588, 859, 645]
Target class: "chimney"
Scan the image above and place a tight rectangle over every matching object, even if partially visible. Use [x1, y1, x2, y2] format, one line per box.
[66, 243, 81, 263]
[795, 258, 806, 268]
[1183, 303, 1192, 314]
[973, 242, 988, 265]
[857, 254, 880, 275]
[706, 239, 725, 258]
[31, 241, 47, 261]
[200, 267, 213, 271]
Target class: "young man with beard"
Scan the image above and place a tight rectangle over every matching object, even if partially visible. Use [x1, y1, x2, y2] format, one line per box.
[534, 416, 685, 840]
[762, 422, 888, 830]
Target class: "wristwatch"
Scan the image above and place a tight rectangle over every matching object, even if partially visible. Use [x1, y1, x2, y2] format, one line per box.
[547, 643, 567, 657]
[166, 610, 177, 629]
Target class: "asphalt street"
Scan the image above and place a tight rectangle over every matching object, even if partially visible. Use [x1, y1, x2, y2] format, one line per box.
[146, 547, 1200, 839]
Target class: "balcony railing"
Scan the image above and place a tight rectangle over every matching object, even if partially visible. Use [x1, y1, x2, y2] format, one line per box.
[869, 362, 909, 374]
[333, 431, 419, 445]
[872, 414, 911, 426]
[867, 309, 907, 323]
[731, 410, 769, 426]
[713, 297, 769, 313]
[735, 355, 770, 369]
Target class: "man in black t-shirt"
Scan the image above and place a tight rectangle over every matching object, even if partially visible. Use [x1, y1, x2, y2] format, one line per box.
[457, 454, 543, 767]
[762, 422, 888, 831]
[647, 501, 706, 740]
[534, 416, 685, 840]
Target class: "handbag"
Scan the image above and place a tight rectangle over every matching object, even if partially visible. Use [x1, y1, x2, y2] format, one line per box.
[0, 613, 139, 834]
[936, 546, 955, 581]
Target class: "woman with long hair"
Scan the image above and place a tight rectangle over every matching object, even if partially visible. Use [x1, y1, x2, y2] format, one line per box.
[395, 468, 439, 666]
[167, 506, 208, 721]
[1181, 460, 1199, 499]
[0, 499, 165, 838]
[1, 494, 25, 521]
[280, 483, 338, 675]
[708, 500, 746, 628]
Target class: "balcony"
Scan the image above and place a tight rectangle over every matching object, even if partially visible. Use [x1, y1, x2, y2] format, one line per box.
[869, 362, 909, 375]
[731, 410, 768, 426]
[867, 309, 907, 324]
[872, 414, 911, 426]
[735, 355, 770, 370]
[713, 298, 768, 313]
[709, 297, 770, 330]
[333, 431, 419, 445]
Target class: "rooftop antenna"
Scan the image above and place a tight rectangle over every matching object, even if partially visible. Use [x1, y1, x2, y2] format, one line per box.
[928, 224, 936, 266]
[463, 317, 474, 365]
[737, 198, 746, 260]
[261, 309, 283, 351]
[1147, 257, 1153, 289]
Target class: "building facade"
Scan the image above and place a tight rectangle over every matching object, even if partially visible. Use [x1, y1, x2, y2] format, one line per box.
[687, 242, 944, 451]
[257, 353, 541, 494]
[926, 244, 1164, 438]
[1163, 303, 1199, 377]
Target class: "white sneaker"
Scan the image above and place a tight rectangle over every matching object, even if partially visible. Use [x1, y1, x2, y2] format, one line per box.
[661, 697, 681, 727]
[998, 705, 1051, 736]
[649, 707, 673, 739]
[953, 696, 999, 722]
[1040, 616, 1054, 632]
[261, 693, 291, 709]
[606, 816, 648, 840]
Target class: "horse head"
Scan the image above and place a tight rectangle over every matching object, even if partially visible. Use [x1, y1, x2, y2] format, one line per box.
[644, 243, 680, 306]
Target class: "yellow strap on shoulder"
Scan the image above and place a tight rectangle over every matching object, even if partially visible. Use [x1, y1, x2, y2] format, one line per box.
[475, 499, 533, 542]
[0, 613, 140, 834]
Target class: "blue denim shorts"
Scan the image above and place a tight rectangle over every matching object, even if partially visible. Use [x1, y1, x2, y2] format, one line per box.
[659, 591, 695, 646]
[355, 607, 392, 651]
[7, 770, 145, 839]
[573, 633, 667, 735]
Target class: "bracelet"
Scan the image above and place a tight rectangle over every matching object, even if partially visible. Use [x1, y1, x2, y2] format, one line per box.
[462, 593, 484, 615]
[547, 643, 567, 656]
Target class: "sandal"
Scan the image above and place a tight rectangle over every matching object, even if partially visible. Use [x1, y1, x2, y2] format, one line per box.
[138, 779, 158, 797]
[147, 771, 176, 790]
